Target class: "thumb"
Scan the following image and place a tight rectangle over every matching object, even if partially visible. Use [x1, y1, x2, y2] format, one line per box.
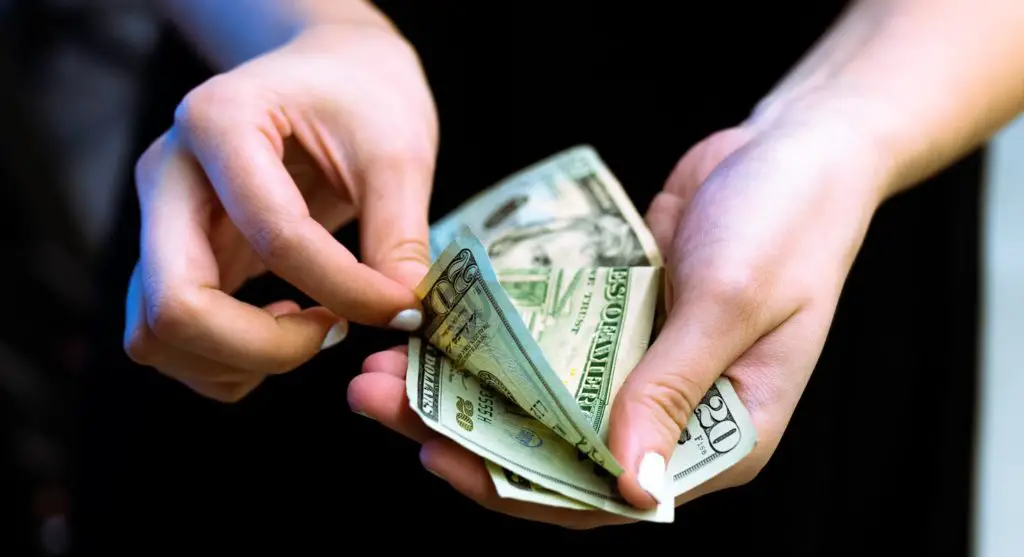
[607, 291, 762, 509]
[359, 157, 435, 291]
[263, 300, 351, 363]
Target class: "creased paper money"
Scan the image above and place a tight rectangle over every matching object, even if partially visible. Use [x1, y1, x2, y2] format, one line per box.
[406, 145, 756, 523]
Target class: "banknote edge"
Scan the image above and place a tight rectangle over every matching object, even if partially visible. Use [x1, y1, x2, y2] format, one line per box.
[668, 377, 758, 496]
[456, 226, 626, 475]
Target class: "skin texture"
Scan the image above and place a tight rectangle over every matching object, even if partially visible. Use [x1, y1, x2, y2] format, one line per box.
[139, 0, 1024, 527]
[124, 18, 439, 402]
[347, 0, 1024, 528]
[349, 114, 884, 527]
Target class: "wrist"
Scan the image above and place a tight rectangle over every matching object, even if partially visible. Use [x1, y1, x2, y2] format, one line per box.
[742, 83, 908, 209]
[294, 0, 399, 35]
[162, 0, 399, 70]
[275, 3, 412, 60]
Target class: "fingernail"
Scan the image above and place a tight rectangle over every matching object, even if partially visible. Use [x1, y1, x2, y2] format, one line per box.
[388, 309, 423, 332]
[353, 410, 375, 421]
[637, 451, 669, 505]
[320, 321, 348, 350]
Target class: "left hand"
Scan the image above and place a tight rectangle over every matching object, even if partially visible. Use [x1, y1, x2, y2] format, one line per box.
[349, 105, 890, 527]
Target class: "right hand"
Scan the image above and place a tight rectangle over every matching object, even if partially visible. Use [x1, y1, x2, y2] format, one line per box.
[123, 20, 438, 402]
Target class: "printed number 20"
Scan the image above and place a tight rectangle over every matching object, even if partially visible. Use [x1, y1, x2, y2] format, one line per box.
[694, 393, 739, 453]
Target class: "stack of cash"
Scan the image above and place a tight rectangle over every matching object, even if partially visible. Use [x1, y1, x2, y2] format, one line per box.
[405, 146, 756, 523]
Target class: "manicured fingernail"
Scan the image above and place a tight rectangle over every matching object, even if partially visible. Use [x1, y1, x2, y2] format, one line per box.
[320, 321, 348, 350]
[388, 309, 423, 332]
[637, 451, 668, 505]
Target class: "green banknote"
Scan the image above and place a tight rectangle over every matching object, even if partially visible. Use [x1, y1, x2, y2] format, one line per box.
[428, 145, 663, 269]
[412, 227, 627, 477]
[406, 145, 756, 522]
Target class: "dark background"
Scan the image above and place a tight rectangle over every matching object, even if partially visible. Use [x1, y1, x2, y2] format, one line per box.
[2, 1, 982, 555]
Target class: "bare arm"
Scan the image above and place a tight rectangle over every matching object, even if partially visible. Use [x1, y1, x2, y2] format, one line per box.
[747, 0, 1024, 201]
[153, 0, 396, 70]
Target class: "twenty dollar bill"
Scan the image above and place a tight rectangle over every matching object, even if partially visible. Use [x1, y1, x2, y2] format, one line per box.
[407, 145, 756, 522]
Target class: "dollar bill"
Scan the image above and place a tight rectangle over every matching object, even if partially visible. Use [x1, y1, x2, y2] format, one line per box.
[413, 227, 625, 476]
[485, 461, 594, 511]
[405, 334, 672, 523]
[407, 145, 756, 522]
[490, 377, 757, 510]
[482, 265, 756, 511]
[493, 265, 659, 441]
[481, 263, 660, 512]
[668, 377, 756, 496]
[429, 145, 663, 268]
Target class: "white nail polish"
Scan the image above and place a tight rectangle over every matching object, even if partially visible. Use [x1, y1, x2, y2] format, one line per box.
[319, 321, 348, 350]
[637, 451, 668, 505]
[389, 309, 423, 332]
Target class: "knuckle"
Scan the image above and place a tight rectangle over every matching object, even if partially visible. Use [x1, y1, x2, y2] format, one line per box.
[123, 324, 158, 366]
[218, 384, 253, 404]
[378, 236, 431, 269]
[731, 461, 765, 487]
[145, 288, 199, 341]
[204, 382, 255, 404]
[249, 221, 300, 268]
[639, 372, 707, 432]
[133, 137, 165, 190]
[704, 263, 762, 318]
[261, 353, 306, 376]
[172, 74, 246, 136]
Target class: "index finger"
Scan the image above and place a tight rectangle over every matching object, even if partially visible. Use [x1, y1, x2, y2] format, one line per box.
[174, 81, 424, 331]
[136, 133, 344, 374]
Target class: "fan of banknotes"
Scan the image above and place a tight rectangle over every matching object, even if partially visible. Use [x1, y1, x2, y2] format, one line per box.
[405, 145, 756, 523]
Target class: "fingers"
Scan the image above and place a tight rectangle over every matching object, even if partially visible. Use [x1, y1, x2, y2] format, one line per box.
[606, 274, 775, 509]
[125, 258, 343, 401]
[361, 345, 410, 378]
[354, 346, 634, 529]
[126, 217, 345, 406]
[172, 78, 424, 330]
[135, 134, 346, 377]
[181, 376, 266, 404]
[358, 155, 435, 290]
[419, 438, 635, 530]
[348, 347, 434, 443]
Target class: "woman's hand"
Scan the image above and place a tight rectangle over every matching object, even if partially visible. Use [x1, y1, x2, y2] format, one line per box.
[123, 20, 439, 402]
[349, 104, 893, 527]
[607, 109, 891, 508]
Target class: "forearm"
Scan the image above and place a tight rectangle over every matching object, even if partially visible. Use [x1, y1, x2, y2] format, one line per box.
[748, 0, 1024, 201]
[154, 0, 395, 70]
